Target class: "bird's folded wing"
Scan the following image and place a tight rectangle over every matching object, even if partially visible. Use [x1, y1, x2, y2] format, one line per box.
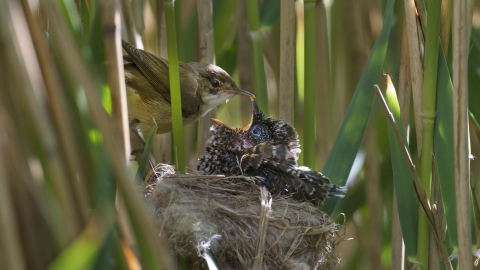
[239, 142, 297, 170]
[122, 40, 200, 116]
[238, 143, 330, 205]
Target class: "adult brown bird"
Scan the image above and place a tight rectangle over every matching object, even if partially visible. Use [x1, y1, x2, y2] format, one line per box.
[122, 40, 255, 134]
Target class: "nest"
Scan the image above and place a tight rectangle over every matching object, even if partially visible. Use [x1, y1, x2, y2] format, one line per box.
[142, 164, 342, 270]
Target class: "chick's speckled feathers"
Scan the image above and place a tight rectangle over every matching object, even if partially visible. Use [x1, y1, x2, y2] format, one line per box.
[122, 40, 254, 134]
[197, 100, 340, 205]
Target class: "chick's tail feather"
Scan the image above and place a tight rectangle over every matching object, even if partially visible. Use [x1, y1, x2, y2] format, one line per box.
[326, 184, 347, 198]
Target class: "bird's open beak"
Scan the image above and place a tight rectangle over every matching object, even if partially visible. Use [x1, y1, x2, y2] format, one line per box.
[251, 99, 260, 114]
[241, 99, 260, 130]
[222, 88, 255, 98]
[212, 99, 259, 130]
[211, 118, 227, 126]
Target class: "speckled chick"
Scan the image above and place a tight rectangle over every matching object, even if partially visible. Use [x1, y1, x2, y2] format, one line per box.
[197, 100, 342, 206]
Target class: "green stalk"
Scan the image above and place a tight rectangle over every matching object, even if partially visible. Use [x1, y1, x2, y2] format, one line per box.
[164, 0, 185, 173]
[246, 0, 269, 115]
[315, 1, 330, 170]
[417, 0, 441, 266]
[303, 0, 316, 168]
[295, 3, 304, 165]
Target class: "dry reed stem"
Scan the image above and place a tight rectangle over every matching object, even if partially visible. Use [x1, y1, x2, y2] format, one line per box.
[428, 229, 440, 269]
[99, 0, 131, 161]
[403, 0, 424, 157]
[440, 0, 452, 56]
[453, 0, 473, 268]
[237, 0, 255, 126]
[120, 0, 137, 45]
[196, 0, 216, 154]
[157, 0, 167, 58]
[398, 21, 411, 129]
[196, 0, 215, 64]
[413, 0, 427, 37]
[279, 0, 295, 125]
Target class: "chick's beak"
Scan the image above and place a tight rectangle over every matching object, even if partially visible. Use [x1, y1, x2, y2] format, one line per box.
[241, 99, 260, 130]
[221, 88, 255, 98]
[251, 99, 260, 114]
[211, 118, 227, 126]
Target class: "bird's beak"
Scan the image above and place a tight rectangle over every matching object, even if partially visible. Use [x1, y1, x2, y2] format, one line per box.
[221, 88, 255, 98]
[211, 99, 259, 129]
[211, 118, 227, 126]
[241, 99, 260, 130]
[251, 99, 260, 114]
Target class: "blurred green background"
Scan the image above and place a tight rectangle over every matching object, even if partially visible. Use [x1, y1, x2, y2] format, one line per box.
[1, 0, 480, 269]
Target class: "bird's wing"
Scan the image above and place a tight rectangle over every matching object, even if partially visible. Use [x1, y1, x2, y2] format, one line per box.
[177, 62, 201, 116]
[238, 142, 330, 205]
[122, 41, 199, 116]
[239, 142, 297, 170]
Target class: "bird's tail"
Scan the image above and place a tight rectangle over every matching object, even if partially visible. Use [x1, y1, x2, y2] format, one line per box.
[326, 184, 347, 198]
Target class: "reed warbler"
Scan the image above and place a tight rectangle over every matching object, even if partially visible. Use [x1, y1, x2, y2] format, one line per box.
[122, 40, 255, 134]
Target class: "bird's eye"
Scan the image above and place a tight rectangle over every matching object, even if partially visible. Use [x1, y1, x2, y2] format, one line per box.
[211, 79, 220, 88]
[250, 125, 268, 139]
[252, 126, 262, 136]
[248, 124, 273, 144]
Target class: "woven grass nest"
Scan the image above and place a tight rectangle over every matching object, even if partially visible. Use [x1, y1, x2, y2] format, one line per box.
[142, 164, 342, 270]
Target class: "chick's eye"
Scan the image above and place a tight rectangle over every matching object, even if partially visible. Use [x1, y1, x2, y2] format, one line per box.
[211, 79, 220, 88]
[252, 127, 262, 136]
